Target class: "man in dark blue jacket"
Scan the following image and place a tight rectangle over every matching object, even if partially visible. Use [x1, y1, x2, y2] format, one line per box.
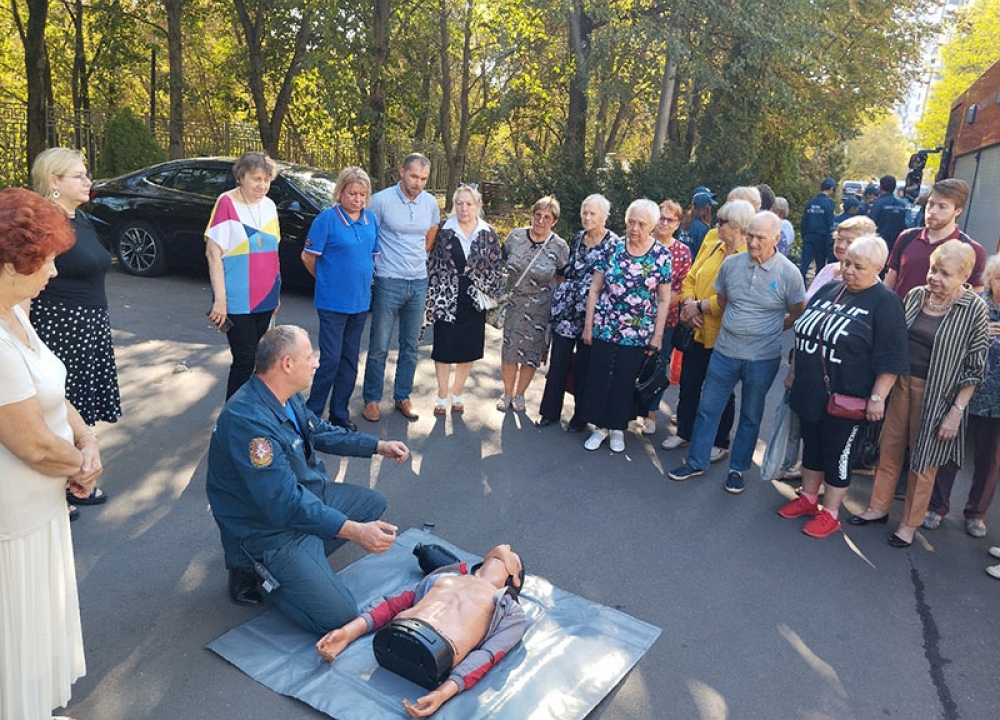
[799, 177, 836, 281]
[868, 174, 909, 255]
[207, 325, 410, 632]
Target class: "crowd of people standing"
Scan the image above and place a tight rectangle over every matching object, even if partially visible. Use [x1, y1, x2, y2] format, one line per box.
[4, 144, 1000, 718]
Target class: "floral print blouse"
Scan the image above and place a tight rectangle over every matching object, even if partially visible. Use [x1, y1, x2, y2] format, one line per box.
[661, 238, 692, 329]
[549, 229, 616, 339]
[592, 237, 672, 347]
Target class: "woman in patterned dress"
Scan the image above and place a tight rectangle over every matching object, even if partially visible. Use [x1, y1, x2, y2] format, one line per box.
[30, 147, 119, 514]
[580, 199, 672, 453]
[205, 151, 282, 400]
[641, 199, 692, 435]
[497, 196, 569, 412]
[536, 194, 615, 431]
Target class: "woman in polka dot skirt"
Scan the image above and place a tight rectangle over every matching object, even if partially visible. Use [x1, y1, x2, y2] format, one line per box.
[30, 148, 121, 518]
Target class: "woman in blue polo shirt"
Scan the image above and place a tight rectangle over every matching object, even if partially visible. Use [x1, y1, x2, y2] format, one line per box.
[302, 167, 380, 430]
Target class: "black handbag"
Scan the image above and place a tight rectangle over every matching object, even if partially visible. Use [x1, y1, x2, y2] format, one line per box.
[672, 323, 694, 352]
[633, 350, 669, 417]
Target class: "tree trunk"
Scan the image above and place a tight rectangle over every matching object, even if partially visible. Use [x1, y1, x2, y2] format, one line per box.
[414, 66, 432, 143]
[566, 4, 592, 172]
[369, 0, 390, 185]
[651, 55, 677, 162]
[19, 0, 50, 169]
[438, 0, 473, 212]
[164, 0, 185, 158]
[233, 0, 312, 159]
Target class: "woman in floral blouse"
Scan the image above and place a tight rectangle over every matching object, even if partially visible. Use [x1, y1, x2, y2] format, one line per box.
[536, 194, 616, 431]
[641, 199, 692, 435]
[580, 199, 672, 453]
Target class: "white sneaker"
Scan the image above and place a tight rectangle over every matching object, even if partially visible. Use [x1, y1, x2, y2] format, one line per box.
[989, 546, 1000, 559]
[585, 428, 609, 451]
[610, 430, 625, 452]
[643, 418, 656, 435]
[710, 446, 730, 464]
[987, 563, 1000, 580]
[661, 435, 689, 450]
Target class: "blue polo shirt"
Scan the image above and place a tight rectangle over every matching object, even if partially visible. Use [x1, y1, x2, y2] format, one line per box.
[368, 183, 440, 280]
[304, 206, 380, 313]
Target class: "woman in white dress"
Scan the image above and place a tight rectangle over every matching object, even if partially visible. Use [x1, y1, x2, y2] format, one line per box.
[0, 187, 102, 719]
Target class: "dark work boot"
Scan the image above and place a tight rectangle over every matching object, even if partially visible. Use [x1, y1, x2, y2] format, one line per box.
[228, 567, 262, 606]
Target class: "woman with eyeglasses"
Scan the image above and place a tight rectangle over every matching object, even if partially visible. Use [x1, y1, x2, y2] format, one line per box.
[497, 196, 569, 412]
[640, 199, 692, 435]
[536, 194, 616, 430]
[30, 148, 118, 517]
[661, 200, 755, 460]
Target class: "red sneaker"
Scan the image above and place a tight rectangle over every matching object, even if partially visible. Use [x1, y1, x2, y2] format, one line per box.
[803, 512, 842, 538]
[778, 495, 819, 519]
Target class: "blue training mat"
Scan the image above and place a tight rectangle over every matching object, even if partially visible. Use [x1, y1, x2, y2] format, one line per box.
[207, 529, 661, 719]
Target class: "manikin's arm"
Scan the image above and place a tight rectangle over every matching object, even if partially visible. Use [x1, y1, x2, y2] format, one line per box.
[403, 595, 526, 717]
[315, 616, 369, 661]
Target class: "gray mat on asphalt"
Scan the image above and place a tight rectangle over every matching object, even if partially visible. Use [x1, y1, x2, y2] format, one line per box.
[207, 529, 661, 719]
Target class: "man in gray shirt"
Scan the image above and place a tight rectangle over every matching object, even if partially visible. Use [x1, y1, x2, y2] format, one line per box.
[362, 154, 440, 423]
[669, 211, 806, 493]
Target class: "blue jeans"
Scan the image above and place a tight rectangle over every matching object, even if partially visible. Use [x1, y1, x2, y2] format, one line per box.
[363, 276, 428, 403]
[799, 234, 828, 281]
[687, 351, 781, 472]
[307, 309, 367, 422]
[260, 483, 387, 634]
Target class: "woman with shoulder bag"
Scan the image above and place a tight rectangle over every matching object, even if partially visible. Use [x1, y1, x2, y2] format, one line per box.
[424, 185, 502, 415]
[778, 236, 909, 538]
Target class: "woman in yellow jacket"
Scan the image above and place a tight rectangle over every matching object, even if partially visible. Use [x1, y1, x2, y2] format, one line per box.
[661, 199, 753, 461]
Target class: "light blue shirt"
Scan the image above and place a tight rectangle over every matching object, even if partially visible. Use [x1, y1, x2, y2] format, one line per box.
[368, 183, 440, 280]
[713, 251, 805, 361]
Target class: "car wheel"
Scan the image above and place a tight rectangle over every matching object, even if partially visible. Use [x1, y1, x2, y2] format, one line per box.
[115, 221, 167, 276]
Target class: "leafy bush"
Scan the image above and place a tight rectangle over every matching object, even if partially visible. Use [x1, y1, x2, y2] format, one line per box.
[98, 108, 166, 177]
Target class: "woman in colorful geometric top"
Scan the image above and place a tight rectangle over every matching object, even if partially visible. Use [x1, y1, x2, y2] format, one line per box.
[205, 151, 282, 399]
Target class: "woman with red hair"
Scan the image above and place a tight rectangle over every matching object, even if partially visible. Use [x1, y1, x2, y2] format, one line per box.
[0, 188, 102, 719]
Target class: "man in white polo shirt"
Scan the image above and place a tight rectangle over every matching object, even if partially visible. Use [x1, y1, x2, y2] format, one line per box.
[362, 154, 440, 422]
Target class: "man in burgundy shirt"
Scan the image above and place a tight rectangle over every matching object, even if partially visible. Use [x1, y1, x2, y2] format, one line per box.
[885, 178, 985, 298]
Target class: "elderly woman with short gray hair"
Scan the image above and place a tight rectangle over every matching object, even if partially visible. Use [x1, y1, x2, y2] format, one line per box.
[206, 150, 281, 399]
[580, 199, 672, 453]
[779, 235, 909, 538]
[536, 193, 616, 430]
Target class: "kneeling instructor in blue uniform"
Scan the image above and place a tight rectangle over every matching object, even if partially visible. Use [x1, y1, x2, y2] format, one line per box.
[207, 324, 410, 633]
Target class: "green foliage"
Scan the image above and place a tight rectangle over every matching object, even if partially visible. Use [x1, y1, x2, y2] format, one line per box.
[843, 114, 911, 180]
[916, 0, 1000, 174]
[98, 108, 166, 177]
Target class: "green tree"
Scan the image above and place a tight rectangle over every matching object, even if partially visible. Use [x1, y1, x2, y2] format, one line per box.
[843, 114, 911, 181]
[915, 0, 1000, 174]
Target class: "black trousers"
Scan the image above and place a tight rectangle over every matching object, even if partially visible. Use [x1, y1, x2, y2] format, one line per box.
[539, 333, 591, 424]
[225, 311, 273, 400]
[676, 340, 735, 449]
[580, 339, 645, 431]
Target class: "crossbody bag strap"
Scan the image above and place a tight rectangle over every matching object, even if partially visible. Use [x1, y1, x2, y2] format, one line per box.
[512, 233, 551, 289]
[817, 285, 849, 394]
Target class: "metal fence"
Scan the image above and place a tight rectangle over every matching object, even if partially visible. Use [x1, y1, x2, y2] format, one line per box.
[0, 104, 483, 194]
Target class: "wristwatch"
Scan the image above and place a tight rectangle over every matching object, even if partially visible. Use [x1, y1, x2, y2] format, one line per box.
[869, 393, 882, 402]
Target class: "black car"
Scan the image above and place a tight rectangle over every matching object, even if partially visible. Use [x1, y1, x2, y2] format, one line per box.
[85, 157, 337, 290]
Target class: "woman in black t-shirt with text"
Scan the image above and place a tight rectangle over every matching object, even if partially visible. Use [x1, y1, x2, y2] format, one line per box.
[779, 235, 909, 538]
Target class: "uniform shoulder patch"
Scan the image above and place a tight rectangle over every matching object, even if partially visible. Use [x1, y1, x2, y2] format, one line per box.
[249, 437, 274, 467]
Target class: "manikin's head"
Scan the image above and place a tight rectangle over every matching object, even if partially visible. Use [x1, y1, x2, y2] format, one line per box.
[472, 545, 525, 599]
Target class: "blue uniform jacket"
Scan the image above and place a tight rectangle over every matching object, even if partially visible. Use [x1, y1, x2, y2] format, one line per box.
[206, 375, 380, 560]
[800, 193, 835, 239]
[868, 194, 908, 250]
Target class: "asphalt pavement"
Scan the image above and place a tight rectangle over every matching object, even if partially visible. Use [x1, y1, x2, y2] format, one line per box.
[64, 268, 1000, 719]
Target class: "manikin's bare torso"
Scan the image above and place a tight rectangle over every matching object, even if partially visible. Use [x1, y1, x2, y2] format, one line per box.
[397, 574, 497, 666]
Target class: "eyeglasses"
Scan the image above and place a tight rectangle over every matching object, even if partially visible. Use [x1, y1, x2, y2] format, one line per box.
[60, 172, 91, 182]
[658, 216, 681, 224]
[717, 218, 729, 226]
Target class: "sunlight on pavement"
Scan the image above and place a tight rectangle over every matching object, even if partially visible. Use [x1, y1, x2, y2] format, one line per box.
[687, 678, 728, 720]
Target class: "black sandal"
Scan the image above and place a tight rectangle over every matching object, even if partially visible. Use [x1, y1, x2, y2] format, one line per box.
[68, 487, 108, 506]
